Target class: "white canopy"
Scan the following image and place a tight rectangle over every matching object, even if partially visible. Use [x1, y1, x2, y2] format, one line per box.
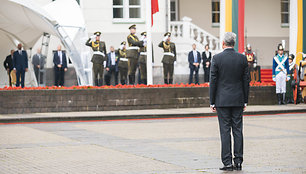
[0, 0, 91, 87]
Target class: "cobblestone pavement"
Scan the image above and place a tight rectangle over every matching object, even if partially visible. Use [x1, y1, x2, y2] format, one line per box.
[0, 113, 305, 174]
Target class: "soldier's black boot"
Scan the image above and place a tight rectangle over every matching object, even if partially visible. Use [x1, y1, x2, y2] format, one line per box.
[143, 79, 147, 85]
[121, 80, 126, 85]
[128, 75, 133, 85]
[95, 79, 99, 86]
[277, 93, 281, 105]
[282, 93, 286, 105]
[164, 79, 168, 84]
[169, 79, 173, 84]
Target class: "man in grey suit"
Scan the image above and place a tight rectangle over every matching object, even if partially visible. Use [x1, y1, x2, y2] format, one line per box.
[210, 32, 249, 171]
[32, 48, 46, 84]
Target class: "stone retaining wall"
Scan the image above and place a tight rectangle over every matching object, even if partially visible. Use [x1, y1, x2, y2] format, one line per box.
[0, 86, 276, 114]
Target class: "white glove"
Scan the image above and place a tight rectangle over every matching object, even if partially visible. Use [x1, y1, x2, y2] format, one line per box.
[287, 77, 290, 81]
[273, 77, 276, 82]
[119, 45, 124, 50]
[90, 35, 96, 40]
[143, 42, 147, 47]
[163, 36, 168, 42]
[253, 63, 257, 68]
[174, 61, 177, 65]
[140, 35, 145, 41]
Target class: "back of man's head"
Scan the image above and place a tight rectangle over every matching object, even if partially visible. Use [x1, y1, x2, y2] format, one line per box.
[223, 32, 236, 47]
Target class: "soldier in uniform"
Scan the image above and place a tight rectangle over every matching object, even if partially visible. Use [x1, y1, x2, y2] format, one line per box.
[138, 32, 154, 85]
[118, 41, 128, 85]
[126, 24, 144, 85]
[159, 32, 176, 84]
[272, 44, 289, 105]
[243, 44, 257, 82]
[85, 31, 107, 86]
[286, 54, 296, 103]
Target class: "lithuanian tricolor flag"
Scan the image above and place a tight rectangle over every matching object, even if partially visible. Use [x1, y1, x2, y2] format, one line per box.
[220, 0, 245, 53]
[290, 0, 306, 64]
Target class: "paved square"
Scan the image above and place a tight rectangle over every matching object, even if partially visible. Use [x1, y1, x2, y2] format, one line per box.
[0, 113, 305, 173]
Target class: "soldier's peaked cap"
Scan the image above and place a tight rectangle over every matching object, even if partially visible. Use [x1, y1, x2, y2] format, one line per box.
[164, 32, 171, 37]
[129, 24, 136, 29]
[141, 32, 147, 36]
[289, 54, 295, 59]
[94, 31, 101, 36]
[121, 41, 126, 45]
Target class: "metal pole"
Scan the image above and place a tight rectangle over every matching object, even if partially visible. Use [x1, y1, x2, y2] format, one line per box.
[146, 0, 153, 85]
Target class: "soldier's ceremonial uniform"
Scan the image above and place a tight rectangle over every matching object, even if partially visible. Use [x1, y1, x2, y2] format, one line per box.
[126, 24, 144, 85]
[286, 54, 296, 103]
[86, 31, 107, 86]
[243, 44, 257, 82]
[138, 32, 154, 85]
[272, 44, 289, 105]
[159, 32, 176, 84]
[118, 41, 128, 85]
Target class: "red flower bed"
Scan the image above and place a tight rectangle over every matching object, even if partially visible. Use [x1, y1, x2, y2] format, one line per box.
[0, 82, 274, 91]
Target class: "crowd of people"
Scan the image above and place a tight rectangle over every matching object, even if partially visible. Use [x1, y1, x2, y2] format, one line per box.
[2, 24, 306, 104]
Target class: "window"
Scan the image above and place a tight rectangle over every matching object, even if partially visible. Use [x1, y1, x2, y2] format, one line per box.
[212, 0, 220, 26]
[113, 0, 143, 23]
[281, 0, 289, 27]
[170, 0, 179, 21]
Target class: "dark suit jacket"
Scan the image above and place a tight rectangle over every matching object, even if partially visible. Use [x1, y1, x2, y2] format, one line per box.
[106, 51, 119, 71]
[32, 54, 46, 69]
[202, 51, 212, 69]
[53, 51, 67, 69]
[188, 50, 201, 69]
[13, 50, 28, 71]
[4, 54, 14, 71]
[210, 48, 249, 107]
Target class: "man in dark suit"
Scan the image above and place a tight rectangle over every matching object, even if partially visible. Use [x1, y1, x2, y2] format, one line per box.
[32, 48, 46, 85]
[202, 44, 212, 82]
[105, 46, 119, 86]
[210, 32, 249, 171]
[53, 45, 68, 86]
[188, 44, 201, 84]
[3, 49, 14, 86]
[13, 44, 28, 88]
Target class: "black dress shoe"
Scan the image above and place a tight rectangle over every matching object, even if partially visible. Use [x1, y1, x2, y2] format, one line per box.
[219, 165, 233, 171]
[234, 163, 242, 170]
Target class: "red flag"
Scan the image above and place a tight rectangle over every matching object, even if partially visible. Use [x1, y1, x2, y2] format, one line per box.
[151, 0, 159, 26]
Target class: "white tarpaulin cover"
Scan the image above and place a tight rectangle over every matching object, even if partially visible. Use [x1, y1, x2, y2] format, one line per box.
[0, 0, 91, 87]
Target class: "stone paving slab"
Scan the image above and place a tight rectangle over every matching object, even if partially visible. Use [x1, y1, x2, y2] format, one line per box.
[0, 104, 305, 123]
[0, 113, 305, 173]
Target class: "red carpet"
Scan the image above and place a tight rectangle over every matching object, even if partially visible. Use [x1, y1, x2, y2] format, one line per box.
[261, 69, 275, 85]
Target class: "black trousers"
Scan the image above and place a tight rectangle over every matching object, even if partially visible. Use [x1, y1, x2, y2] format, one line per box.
[189, 66, 199, 84]
[105, 65, 118, 86]
[7, 70, 12, 86]
[216, 107, 244, 166]
[16, 69, 25, 88]
[54, 67, 65, 86]
[204, 67, 210, 82]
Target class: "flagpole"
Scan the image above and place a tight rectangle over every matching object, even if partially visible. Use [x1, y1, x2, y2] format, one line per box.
[146, 0, 153, 85]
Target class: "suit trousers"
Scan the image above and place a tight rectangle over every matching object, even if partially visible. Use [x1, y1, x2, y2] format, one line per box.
[105, 65, 118, 86]
[216, 107, 244, 166]
[189, 66, 199, 84]
[54, 67, 65, 86]
[16, 69, 25, 88]
[204, 67, 210, 82]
